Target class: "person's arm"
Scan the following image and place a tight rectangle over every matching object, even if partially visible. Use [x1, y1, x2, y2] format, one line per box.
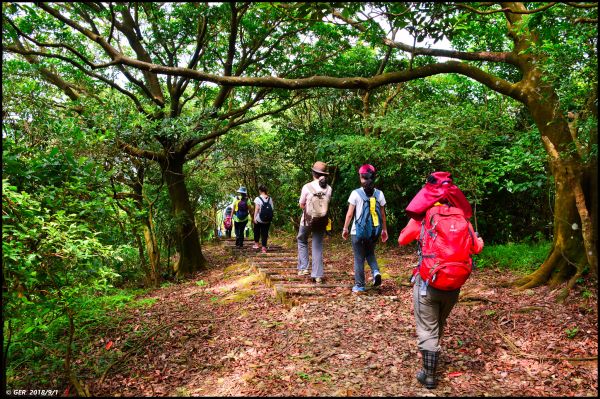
[398, 218, 421, 245]
[299, 186, 308, 209]
[380, 205, 388, 242]
[342, 204, 355, 240]
[253, 199, 260, 223]
[469, 223, 484, 254]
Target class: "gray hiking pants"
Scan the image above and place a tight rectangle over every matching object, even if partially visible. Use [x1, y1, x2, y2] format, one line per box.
[413, 274, 460, 352]
[297, 225, 324, 278]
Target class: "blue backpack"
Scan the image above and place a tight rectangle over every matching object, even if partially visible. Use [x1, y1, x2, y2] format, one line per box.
[355, 188, 383, 243]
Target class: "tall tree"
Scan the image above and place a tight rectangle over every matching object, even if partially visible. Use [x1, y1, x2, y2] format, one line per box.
[3, 3, 597, 298]
[3, 2, 339, 277]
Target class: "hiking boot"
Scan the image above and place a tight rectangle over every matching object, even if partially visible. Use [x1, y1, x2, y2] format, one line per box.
[313, 277, 323, 284]
[373, 272, 382, 287]
[261, 247, 267, 253]
[298, 269, 310, 276]
[352, 285, 366, 294]
[253, 243, 259, 249]
[416, 350, 439, 389]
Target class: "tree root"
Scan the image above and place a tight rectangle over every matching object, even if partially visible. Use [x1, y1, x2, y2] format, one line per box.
[496, 325, 597, 362]
[459, 295, 498, 303]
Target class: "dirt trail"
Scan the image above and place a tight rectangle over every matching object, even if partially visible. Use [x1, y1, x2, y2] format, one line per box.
[92, 236, 598, 397]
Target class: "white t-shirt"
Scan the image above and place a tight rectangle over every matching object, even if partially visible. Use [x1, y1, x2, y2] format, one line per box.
[299, 180, 332, 226]
[254, 194, 274, 223]
[348, 188, 386, 235]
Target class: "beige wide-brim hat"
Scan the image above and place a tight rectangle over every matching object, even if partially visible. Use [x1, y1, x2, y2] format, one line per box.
[311, 161, 329, 175]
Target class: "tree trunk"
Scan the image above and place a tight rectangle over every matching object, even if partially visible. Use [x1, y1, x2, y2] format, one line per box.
[513, 88, 597, 300]
[142, 219, 160, 286]
[161, 157, 207, 278]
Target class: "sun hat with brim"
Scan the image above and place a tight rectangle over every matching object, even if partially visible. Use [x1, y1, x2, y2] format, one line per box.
[311, 161, 329, 175]
[236, 186, 248, 194]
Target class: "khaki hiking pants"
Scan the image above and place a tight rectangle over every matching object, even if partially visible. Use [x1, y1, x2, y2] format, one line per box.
[413, 274, 460, 352]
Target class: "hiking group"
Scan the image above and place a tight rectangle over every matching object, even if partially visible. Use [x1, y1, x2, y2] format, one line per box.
[224, 161, 484, 389]
[229, 185, 274, 253]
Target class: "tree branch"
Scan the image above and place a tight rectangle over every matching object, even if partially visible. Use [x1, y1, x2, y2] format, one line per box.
[5, 40, 81, 103]
[455, 2, 558, 15]
[4, 45, 150, 116]
[185, 139, 216, 162]
[114, 7, 165, 105]
[330, 10, 517, 66]
[116, 139, 165, 163]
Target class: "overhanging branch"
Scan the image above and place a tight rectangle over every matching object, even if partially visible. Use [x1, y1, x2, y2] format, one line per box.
[117, 139, 166, 163]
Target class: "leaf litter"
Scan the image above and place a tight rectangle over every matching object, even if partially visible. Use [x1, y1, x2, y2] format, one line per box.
[91, 237, 597, 397]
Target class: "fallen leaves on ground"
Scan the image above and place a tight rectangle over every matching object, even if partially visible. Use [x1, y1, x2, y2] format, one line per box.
[90, 236, 598, 397]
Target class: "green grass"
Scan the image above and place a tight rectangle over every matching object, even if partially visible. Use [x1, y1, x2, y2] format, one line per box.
[476, 240, 551, 274]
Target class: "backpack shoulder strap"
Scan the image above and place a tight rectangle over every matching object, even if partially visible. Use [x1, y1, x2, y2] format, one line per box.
[373, 189, 381, 201]
[306, 183, 316, 195]
[355, 188, 369, 202]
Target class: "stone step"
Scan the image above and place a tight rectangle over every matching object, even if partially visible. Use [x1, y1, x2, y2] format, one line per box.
[250, 260, 297, 265]
[232, 249, 290, 255]
[246, 252, 295, 257]
[225, 243, 285, 248]
[248, 258, 297, 263]
[274, 283, 353, 289]
[258, 268, 351, 276]
[269, 275, 352, 282]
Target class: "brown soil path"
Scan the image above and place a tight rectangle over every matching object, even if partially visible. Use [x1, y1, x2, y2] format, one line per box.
[92, 234, 598, 397]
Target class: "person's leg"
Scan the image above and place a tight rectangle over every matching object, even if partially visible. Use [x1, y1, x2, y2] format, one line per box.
[437, 288, 460, 346]
[351, 236, 367, 289]
[297, 225, 310, 273]
[364, 240, 381, 286]
[233, 221, 243, 247]
[239, 220, 248, 246]
[261, 222, 270, 248]
[253, 222, 260, 249]
[413, 276, 442, 389]
[311, 229, 325, 278]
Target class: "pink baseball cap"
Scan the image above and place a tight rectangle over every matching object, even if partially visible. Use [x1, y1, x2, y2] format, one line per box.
[358, 164, 375, 174]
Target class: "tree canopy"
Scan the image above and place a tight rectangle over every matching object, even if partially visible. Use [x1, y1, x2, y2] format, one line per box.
[3, 2, 597, 395]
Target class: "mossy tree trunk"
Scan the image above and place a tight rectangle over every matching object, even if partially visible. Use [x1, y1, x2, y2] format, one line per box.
[513, 81, 597, 300]
[160, 155, 207, 278]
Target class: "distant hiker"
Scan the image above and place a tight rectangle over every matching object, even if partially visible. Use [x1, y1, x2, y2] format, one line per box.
[253, 185, 274, 253]
[342, 164, 388, 293]
[231, 187, 252, 248]
[297, 161, 332, 284]
[398, 171, 484, 389]
[223, 205, 233, 238]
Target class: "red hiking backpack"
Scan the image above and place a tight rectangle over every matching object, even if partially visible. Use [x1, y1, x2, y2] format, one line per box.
[223, 215, 232, 230]
[413, 205, 475, 291]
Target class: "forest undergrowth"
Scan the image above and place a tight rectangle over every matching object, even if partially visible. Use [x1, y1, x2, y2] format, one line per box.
[85, 235, 597, 397]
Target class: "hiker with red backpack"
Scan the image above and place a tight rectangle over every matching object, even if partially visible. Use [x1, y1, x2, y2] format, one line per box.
[297, 161, 332, 284]
[398, 171, 484, 389]
[231, 186, 253, 248]
[342, 164, 388, 293]
[252, 185, 274, 253]
[222, 205, 233, 238]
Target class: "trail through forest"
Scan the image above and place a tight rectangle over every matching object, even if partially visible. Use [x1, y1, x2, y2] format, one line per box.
[91, 235, 598, 397]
